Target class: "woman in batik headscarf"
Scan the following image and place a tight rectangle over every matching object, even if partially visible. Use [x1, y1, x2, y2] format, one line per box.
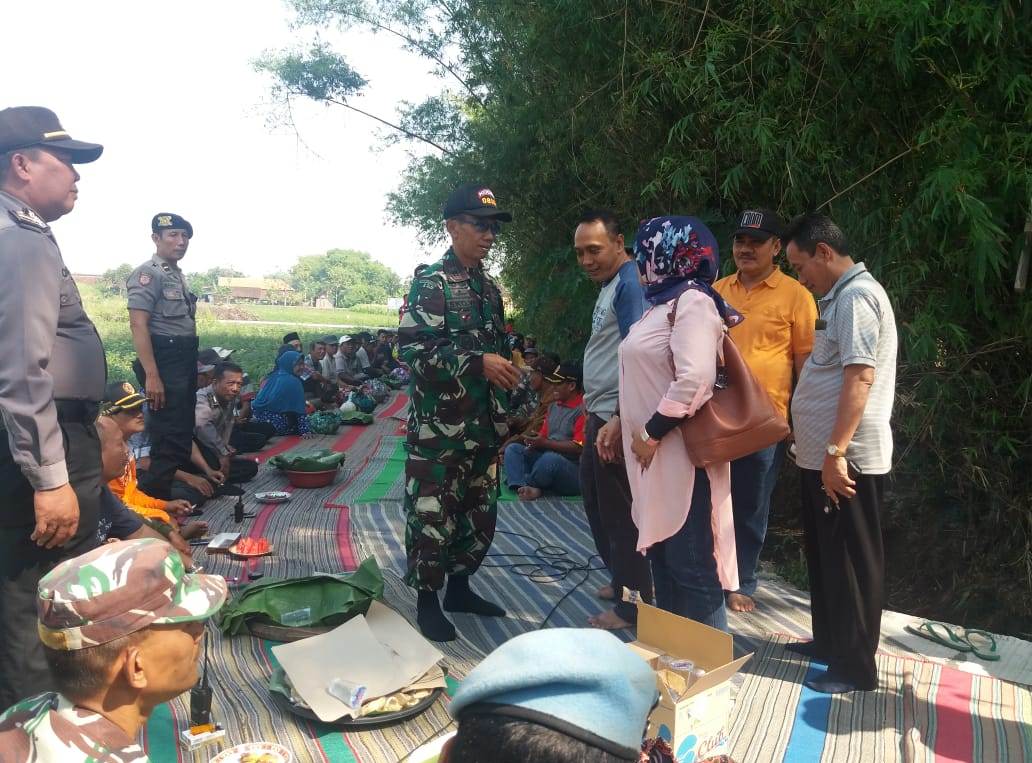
[602, 215, 741, 631]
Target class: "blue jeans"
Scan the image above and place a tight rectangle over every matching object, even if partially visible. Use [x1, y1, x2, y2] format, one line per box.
[503, 443, 581, 496]
[729, 442, 786, 597]
[648, 469, 728, 631]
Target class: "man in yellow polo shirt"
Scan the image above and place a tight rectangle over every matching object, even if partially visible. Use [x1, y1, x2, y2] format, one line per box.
[714, 208, 817, 612]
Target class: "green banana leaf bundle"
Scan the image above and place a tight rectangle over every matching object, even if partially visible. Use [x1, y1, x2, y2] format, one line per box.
[268, 448, 346, 472]
[218, 556, 384, 635]
[338, 410, 374, 425]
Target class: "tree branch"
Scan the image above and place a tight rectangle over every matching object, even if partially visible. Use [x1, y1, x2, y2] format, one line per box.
[324, 97, 457, 155]
[817, 144, 915, 210]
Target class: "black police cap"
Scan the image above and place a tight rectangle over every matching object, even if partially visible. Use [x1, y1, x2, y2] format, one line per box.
[442, 183, 512, 222]
[152, 212, 193, 238]
[0, 106, 103, 163]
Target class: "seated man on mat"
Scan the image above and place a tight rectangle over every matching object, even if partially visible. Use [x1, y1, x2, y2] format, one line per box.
[0, 539, 227, 758]
[440, 628, 657, 763]
[101, 383, 206, 536]
[503, 362, 585, 500]
[96, 415, 201, 569]
[194, 362, 259, 485]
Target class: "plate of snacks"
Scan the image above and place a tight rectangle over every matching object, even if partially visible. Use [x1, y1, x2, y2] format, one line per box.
[228, 537, 273, 558]
[255, 491, 291, 504]
[210, 741, 291, 763]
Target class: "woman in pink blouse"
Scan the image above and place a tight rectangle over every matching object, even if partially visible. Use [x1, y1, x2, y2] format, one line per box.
[600, 216, 741, 631]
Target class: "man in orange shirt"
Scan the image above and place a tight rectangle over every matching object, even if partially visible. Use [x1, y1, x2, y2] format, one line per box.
[714, 209, 817, 612]
[101, 382, 205, 544]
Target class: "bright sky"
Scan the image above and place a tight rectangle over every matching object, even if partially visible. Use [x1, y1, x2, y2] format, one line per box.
[2, 0, 446, 281]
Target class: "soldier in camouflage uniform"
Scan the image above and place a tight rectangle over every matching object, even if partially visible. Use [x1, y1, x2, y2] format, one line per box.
[0, 538, 227, 761]
[399, 183, 521, 642]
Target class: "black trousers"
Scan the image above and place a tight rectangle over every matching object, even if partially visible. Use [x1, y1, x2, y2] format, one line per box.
[193, 440, 259, 484]
[230, 421, 276, 453]
[0, 419, 102, 707]
[134, 335, 198, 499]
[580, 414, 653, 622]
[799, 468, 886, 689]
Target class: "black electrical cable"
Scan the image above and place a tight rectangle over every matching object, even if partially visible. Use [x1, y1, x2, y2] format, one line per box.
[482, 529, 607, 630]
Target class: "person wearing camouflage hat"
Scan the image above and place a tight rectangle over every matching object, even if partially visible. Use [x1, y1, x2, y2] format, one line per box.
[0, 538, 226, 762]
[398, 183, 521, 642]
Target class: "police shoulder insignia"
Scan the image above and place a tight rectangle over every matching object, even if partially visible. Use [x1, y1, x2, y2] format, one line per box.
[139, 273, 152, 286]
[8, 207, 48, 232]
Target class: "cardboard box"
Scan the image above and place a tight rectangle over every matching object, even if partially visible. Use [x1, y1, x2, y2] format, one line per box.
[628, 601, 752, 762]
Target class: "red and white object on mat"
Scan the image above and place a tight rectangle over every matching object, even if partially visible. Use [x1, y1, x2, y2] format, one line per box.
[210, 741, 291, 763]
[228, 537, 273, 558]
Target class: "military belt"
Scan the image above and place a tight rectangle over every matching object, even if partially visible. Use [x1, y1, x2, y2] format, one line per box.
[151, 334, 199, 348]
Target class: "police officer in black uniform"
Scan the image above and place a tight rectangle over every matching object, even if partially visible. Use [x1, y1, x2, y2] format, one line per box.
[127, 214, 199, 499]
[0, 107, 107, 706]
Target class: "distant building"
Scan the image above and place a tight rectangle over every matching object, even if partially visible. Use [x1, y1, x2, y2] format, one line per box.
[218, 277, 294, 303]
[72, 273, 101, 285]
[314, 295, 333, 309]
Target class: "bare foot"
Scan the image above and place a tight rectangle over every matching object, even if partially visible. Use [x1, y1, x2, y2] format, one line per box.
[588, 609, 633, 630]
[517, 486, 543, 500]
[180, 521, 209, 541]
[597, 584, 615, 601]
[727, 592, 756, 613]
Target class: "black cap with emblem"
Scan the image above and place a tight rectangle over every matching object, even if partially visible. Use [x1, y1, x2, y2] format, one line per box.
[733, 208, 784, 240]
[442, 183, 512, 221]
[0, 107, 103, 164]
[151, 212, 193, 238]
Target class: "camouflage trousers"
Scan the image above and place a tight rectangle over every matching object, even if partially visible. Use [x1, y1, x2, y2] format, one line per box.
[403, 445, 499, 591]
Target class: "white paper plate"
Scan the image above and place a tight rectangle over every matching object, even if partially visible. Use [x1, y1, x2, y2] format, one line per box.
[255, 491, 291, 504]
[209, 741, 292, 763]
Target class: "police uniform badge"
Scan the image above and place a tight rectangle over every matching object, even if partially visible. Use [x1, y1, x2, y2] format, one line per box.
[9, 206, 48, 232]
[139, 273, 152, 286]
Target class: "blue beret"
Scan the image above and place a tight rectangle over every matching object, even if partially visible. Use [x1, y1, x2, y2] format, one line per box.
[449, 629, 658, 760]
[151, 212, 193, 238]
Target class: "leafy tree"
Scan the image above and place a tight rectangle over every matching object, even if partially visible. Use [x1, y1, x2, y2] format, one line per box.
[97, 264, 134, 297]
[264, 1, 1032, 635]
[289, 249, 402, 307]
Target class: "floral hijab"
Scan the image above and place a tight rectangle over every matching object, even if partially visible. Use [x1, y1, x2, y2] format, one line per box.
[633, 215, 743, 326]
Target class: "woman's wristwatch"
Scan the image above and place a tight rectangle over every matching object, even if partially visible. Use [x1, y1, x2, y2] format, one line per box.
[639, 429, 660, 447]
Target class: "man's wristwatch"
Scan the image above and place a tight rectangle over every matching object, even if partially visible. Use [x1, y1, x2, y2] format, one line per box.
[639, 429, 660, 447]
[825, 444, 848, 458]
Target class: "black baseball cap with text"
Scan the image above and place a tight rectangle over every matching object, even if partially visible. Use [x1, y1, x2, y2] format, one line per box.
[0, 107, 103, 163]
[442, 183, 512, 221]
[733, 208, 784, 240]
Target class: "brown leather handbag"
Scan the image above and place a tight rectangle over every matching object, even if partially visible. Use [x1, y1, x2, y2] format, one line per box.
[667, 295, 790, 467]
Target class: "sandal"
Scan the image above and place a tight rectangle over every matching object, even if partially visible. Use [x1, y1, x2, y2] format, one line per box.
[963, 629, 1001, 661]
[905, 621, 972, 652]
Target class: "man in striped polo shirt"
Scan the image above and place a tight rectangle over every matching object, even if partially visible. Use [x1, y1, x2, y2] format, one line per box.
[784, 213, 898, 694]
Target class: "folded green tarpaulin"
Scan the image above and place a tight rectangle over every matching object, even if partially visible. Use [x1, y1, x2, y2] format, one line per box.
[218, 556, 384, 635]
[268, 448, 346, 472]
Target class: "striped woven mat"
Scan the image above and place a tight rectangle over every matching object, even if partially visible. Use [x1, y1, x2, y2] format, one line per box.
[733, 635, 1032, 762]
[139, 390, 1032, 762]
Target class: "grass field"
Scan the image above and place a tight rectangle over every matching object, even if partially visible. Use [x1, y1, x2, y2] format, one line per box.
[244, 303, 397, 327]
[81, 286, 393, 385]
